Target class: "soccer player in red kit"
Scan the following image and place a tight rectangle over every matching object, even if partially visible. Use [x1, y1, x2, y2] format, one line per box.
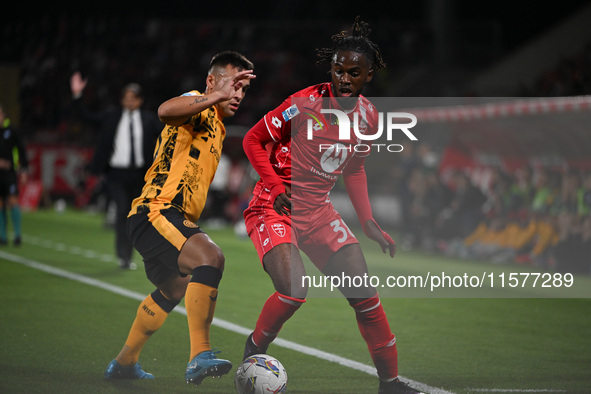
[242, 18, 421, 394]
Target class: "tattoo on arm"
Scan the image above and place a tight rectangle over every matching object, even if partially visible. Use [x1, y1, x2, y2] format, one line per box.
[189, 97, 208, 106]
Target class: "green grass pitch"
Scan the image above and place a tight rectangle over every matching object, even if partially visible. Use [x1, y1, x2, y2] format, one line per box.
[0, 209, 590, 393]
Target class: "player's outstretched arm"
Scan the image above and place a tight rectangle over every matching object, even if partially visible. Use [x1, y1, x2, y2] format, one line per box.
[243, 118, 289, 214]
[158, 69, 255, 126]
[343, 154, 396, 258]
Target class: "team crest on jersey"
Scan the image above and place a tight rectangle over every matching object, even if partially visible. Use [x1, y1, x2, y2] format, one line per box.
[271, 223, 286, 237]
[282, 104, 300, 122]
[184, 220, 198, 228]
[357, 119, 369, 135]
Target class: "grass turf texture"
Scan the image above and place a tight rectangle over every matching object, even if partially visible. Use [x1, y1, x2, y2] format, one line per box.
[0, 209, 590, 393]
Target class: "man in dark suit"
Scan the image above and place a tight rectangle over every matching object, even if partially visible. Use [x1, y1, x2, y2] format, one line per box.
[70, 72, 162, 269]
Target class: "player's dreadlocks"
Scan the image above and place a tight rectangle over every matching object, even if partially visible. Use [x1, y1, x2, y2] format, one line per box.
[316, 16, 386, 71]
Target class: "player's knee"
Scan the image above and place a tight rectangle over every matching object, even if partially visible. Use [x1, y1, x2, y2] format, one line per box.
[158, 277, 190, 303]
[347, 293, 379, 308]
[164, 287, 187, 303]
[297, 277, 309, 298]
[179, 237, 225, 272]
[273, 278, 308, 299]
[291, 285, 308, 300]
[207, 246, 225, 270]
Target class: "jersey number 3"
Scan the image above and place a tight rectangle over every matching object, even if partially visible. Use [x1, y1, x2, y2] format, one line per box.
[330, 219, 354, 243]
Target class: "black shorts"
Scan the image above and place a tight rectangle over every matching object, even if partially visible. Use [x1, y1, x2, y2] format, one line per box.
[127, 206, 205, 285]
[0, 170, 18, 198]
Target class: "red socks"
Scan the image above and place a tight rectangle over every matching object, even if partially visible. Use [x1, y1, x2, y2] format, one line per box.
[252, 292, 305, 348]
[352, 296, 398, 380]
[252, 292, 397, 381]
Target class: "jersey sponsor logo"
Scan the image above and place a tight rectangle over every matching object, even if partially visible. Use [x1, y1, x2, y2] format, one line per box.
[319, 143, 348, 173]
[209, 144, 220, 163]
[271, 223, 286, 237]
[184, 220, 198, 228]
[282, 104, 300, 122]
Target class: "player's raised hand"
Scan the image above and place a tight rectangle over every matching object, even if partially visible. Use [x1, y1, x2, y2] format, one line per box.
[216, 70, 255, 101]
[70, 71, 87, 97]
[363, 219, 396, 258]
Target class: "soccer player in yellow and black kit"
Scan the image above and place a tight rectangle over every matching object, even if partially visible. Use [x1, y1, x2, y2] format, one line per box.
[104, 51, 255, 386]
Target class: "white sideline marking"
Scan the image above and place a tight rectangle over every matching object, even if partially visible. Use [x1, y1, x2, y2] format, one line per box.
[1, 249, 451, 393]
[468, 390, 566, 393]
[23, 235, 118, 263]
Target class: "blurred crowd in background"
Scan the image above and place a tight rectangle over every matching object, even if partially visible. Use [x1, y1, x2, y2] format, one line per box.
[395, 143, 591, 275]
[1, 11, 590, 274]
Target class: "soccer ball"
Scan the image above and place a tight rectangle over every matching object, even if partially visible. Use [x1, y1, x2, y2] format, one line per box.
[234, 354, 287, 394]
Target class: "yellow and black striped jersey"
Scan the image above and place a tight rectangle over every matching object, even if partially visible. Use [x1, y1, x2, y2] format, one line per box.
[129, 90, 225, 222]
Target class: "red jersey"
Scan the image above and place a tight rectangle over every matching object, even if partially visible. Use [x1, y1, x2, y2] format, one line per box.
[244, 82, 379, 208]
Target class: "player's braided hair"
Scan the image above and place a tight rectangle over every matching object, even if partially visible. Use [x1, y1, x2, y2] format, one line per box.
[316, 16, 386, 71]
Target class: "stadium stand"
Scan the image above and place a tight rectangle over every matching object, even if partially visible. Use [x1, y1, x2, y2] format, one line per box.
[1, 12, 590, 274]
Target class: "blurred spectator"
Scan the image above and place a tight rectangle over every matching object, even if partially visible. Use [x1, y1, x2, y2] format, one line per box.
[553, 170, 581, 214]
[530, 169, 559, 213]
[402, 169, 431, 250]
[201, 153, 231, 228]
[70, 72, 161, 269]
[553, 212, 591, 274]
[436, 171, 486, 241]
[481, 167, 513, 218]
[577, 171, 591, 215]
[401, 168, 451, 251]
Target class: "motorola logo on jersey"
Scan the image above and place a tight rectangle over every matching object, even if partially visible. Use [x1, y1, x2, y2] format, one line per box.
[319, 143, 349, 173]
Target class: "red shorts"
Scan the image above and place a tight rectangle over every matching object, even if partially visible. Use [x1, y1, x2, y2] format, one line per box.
[243, 189, 359, 269]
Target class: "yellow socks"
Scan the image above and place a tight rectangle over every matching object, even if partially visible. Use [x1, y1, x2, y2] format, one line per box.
[116, 290, 177, 366]
[114, 266, 222, 365]
[185, 282, 218, 360]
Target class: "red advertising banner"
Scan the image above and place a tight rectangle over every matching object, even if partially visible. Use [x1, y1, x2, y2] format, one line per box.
[25, 144, 93, 196]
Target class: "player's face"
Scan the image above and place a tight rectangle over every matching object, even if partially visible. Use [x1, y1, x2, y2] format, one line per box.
[330, 51, 373, 98]
[211, 65, 252, 118]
